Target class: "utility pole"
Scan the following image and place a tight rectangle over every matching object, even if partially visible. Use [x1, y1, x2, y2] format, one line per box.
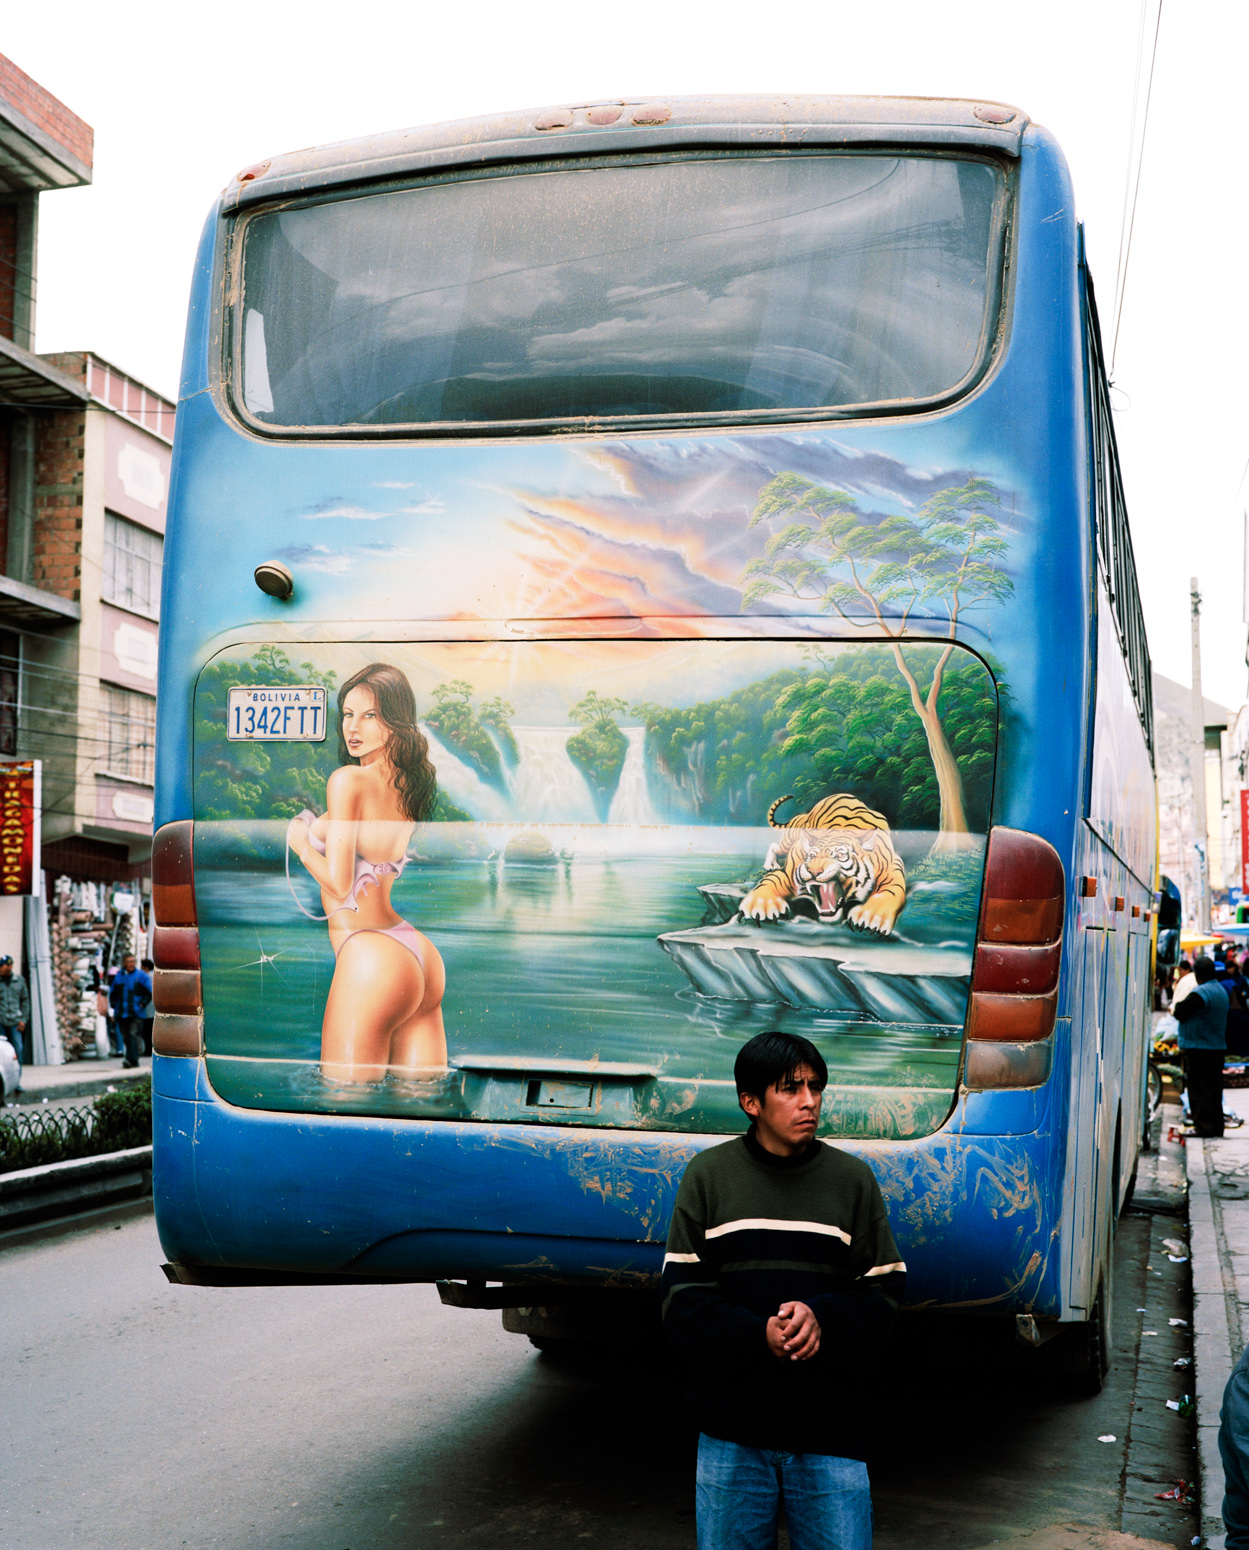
[1191, 577, 1211, 930]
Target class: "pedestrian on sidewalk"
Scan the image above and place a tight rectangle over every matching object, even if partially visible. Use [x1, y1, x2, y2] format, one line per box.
[108, 954, 152, 1070]
[102, 963, 121, 1055]
[1219, 953, 1249, 1056]
[139, 958, 155, 1056]
[661, 1030, 905, 1550]
[0, 954, 31, 1065]
[1173, 954, 1229, 1138]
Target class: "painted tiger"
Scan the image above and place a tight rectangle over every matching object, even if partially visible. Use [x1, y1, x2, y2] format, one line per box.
[738, 793, 907, 936]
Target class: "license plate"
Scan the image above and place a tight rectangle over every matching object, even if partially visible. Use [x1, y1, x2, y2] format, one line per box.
[227, 686, 328, 741]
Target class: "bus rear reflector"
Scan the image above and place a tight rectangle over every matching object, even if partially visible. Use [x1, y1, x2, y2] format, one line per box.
[153, 969, 202, 1015]
[967, 990, 1059, 1041]
[153, 1014, 203, 1058]
[963, 1041, 1053, 1089]
[153, 821, 196, 927]
[153, 926, 200, 969]
[965, 828, 1064, 1083]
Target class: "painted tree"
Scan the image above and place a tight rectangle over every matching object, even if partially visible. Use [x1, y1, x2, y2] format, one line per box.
[478, 695, 518, 766]
[630, 647, 999, 832]
[567, 692, 629, 818]
[426, 680, 505, 786]
[741, 475, 1012, 848]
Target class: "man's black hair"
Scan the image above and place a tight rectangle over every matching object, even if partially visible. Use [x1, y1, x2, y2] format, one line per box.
[735, 1030, 828, 1099]
[1194, 955, 1217, 984]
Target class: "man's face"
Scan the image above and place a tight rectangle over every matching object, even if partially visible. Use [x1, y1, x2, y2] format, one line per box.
[0, 963, 11, 979]
[741, 1062, 824, 1156]
[123, 956, 136, 973]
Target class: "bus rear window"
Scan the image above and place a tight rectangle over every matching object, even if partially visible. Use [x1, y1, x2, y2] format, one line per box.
[237, 153, 1004, 432]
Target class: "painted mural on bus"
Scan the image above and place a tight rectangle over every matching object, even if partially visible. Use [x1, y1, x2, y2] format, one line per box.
[192, 469, 1014, 1141]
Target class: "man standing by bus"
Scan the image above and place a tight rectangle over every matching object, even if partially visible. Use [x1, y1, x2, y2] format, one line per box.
[662, 1031, 904, 1549]
[1173, 954, 1229, 1138]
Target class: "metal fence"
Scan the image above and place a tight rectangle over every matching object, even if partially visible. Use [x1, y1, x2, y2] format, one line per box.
[0, 1085, 152, 1175]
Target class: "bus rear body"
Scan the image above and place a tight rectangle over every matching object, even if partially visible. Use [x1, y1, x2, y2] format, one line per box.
[153, 96, 1155, 1340]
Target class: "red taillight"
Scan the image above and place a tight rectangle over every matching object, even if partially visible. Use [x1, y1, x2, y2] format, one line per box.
[972, 942, 1061, 995]
[964, 828, 1064, 1088]
[151, 822, 202, 1057]
[153, 926, 200, 969]
[152, 821, 195, 927]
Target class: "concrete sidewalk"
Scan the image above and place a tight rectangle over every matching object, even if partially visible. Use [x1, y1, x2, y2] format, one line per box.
[6, 1056, 151, 1107]
[1187, 1084, 1249, 1549]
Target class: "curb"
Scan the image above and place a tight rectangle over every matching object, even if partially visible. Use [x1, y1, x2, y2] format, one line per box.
[1188, 1135, 1232, 1549]
[0, 1145, 153, 1234]
[8, 1068, 151, 1107]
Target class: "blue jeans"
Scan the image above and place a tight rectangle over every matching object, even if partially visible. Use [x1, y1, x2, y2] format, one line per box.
[0, 1023, 27, 1066]
[118, 1016, 145, 1067]
[696, 1433, 872, 1550]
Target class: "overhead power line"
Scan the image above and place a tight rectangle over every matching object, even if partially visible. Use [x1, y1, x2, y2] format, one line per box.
[1110, 0, 1165, 377]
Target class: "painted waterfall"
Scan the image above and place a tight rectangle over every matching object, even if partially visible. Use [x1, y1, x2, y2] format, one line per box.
[191, 636, 997, 1140]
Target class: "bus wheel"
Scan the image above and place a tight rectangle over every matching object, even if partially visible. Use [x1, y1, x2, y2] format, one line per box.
[1042, 1259, 1111, 1395]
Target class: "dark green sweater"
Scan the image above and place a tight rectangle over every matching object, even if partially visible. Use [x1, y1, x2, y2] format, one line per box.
[661, 1127, 905, 1457]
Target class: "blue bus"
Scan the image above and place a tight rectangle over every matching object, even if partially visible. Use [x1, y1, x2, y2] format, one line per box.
[153, 95, 1155, 1385]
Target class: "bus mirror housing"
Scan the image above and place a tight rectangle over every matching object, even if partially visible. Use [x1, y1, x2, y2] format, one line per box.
[965, 828, 1064, 1088]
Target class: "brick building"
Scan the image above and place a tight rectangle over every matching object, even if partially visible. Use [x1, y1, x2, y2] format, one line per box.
[1, 55, 171, 1062]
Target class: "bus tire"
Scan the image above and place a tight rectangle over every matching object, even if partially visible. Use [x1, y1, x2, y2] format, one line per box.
[1047, 1272, 1111, 1394]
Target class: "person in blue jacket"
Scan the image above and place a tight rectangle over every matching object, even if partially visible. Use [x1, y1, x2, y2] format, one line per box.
[108, 953, 152, 1069]
[1173, 955, 1229, 1138]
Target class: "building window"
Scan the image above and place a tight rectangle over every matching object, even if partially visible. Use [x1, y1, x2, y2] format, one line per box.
[103, 685, 155, 784]
[0, 632, 18, 757]
[103, 512, 163, 618]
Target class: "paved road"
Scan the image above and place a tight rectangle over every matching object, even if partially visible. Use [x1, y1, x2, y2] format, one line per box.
[2, 1171, 1198, 1550]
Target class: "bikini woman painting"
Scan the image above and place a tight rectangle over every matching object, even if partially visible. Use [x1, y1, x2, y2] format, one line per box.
[287, 662, 447, 1086]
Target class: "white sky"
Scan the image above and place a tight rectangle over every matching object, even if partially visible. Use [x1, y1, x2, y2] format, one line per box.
[6, 0, 1245, 707]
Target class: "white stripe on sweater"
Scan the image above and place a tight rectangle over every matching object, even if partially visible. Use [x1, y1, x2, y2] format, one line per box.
[864, 1261, 907, 1276]
[703, 1218, 852, 1247]
[662, 1251, 702, 1268]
